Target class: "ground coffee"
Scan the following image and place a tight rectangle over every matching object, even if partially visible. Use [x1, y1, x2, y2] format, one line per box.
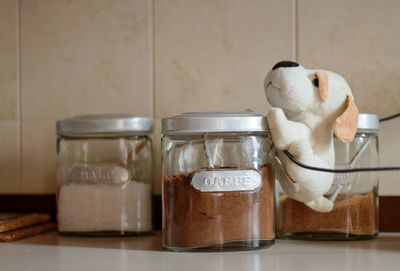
[163, 165, 274, 249]
[277, 193, 377, 235]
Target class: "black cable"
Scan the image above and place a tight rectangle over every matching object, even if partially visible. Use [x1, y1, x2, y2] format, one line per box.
[283, 150, 400, 173]
[380, 112, 400, 122]
[282, 111, 400, 173]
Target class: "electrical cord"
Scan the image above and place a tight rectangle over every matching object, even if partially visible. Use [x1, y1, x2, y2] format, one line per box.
[283, 150, 400, 173]
[380, 112, 400, 122]
[282, 112, 400, 173]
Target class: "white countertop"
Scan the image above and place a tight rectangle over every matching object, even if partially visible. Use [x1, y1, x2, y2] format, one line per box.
[1, 231, 399, 271]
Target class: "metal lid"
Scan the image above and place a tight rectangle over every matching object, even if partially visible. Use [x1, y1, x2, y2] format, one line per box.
[162, 112, 269, 134]
[357, 113, 379, 133]
[57, 114, 153, 136]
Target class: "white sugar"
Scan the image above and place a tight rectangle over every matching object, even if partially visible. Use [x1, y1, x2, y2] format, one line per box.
[57, 181, 152, 233]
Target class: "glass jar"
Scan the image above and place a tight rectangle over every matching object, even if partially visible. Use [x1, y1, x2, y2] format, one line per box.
[56, 115, 153, 236]
[276, 113, 379, 240]
[162, 112, 275, 251]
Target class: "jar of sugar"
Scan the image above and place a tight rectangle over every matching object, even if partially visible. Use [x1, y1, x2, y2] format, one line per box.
[162, 112, 275, 251]
[56, 115, 153, 236]
[276, 113, 379, 240]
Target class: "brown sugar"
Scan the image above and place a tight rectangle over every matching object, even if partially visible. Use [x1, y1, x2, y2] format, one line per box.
[163, 165, 275, 249]
[277, 193, 377, 235]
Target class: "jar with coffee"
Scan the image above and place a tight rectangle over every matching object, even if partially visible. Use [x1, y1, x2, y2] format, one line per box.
[56, 115, 154, 236]
[276, 113, 379, 240]
[162, 112, 275, 251]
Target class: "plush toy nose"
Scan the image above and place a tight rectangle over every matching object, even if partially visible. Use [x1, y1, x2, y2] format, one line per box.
[272, 61, 299, 70]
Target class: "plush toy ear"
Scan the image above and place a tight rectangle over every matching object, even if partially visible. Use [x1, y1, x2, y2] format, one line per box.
[333, 94, 359, 142]
[316, 72, 328, 102]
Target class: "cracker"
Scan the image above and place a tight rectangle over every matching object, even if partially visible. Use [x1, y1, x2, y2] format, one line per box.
[0, 222, 56, 242]
[0, 213, 51, 233]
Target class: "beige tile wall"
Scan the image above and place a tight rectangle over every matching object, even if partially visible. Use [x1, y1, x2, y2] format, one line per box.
[0, 0, 20, 193]
[0, 0, 399, 195]
[19, 0, 153, 193]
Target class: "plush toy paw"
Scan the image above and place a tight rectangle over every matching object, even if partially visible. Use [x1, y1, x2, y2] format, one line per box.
[268, 107, 286, 123]
[267, 108, 291, 149]
[305, 196, 333, 213]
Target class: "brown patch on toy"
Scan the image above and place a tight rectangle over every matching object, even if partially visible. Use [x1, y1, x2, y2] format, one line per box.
[316, 72, 328, 102]
[333, 95, 359, 142]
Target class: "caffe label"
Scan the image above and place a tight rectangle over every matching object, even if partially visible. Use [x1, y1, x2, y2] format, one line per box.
[69, 165, 130, 185]
[191, 170, 262, 192]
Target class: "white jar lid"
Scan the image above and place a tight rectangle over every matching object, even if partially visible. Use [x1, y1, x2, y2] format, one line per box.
[57, 114, 153, 137]
[357, 114, 379, 133]
[162, 112, 269, 134]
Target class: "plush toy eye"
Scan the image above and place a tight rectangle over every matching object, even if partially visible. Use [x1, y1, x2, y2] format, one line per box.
[312, 77, 319, 87]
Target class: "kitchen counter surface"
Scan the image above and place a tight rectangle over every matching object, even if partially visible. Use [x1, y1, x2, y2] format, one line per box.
[1, 231, 399, 271]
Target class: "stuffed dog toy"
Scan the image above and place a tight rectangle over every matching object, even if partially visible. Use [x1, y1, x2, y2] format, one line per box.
[264, 61, 359, 212]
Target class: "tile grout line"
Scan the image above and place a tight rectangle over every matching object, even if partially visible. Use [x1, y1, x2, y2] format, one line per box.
[17, 0, 23, 192]
[149, 0, 156, 119]
[294, 0, 299, 62]
[150, 0, 160, 196]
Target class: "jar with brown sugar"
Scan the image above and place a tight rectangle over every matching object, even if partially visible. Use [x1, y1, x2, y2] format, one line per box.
[162, 112, 275, 251]
[276, 113, 379, 240]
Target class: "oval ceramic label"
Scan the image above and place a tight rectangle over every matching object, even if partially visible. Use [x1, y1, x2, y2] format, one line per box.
[191, 169, 262, 192]
[69, 165, 130, 184]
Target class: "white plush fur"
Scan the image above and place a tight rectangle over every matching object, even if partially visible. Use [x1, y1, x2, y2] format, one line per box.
[264, 63, 355, 212]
